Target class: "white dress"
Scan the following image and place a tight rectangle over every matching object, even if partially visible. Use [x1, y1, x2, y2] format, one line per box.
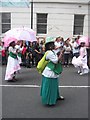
[72, 46, 89, 73]
[5, 47, 21, 80]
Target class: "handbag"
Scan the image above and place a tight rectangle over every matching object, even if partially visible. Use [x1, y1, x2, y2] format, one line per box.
[37, 51, 49, 73]
[47, 61, 63, 75]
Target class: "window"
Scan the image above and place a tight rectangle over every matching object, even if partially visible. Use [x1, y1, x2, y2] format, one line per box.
[2, 13, 11, 33]
[73, 15, 85, 35]
[37, 13, 47, 34]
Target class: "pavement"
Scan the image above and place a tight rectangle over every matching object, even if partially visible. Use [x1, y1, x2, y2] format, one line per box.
[0, 65, 89, 119]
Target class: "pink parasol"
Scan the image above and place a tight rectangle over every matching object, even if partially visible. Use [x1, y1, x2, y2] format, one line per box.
[2, 36, 17, 47]
[4, 27, 37, 42]
[78, 36, 90, 47]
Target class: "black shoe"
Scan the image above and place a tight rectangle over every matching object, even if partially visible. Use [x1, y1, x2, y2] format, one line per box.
[27, 66, 31, 68]
[7, 79, 16, 82]
[13, 77, 18, 81]
[57, 96, 65, 101]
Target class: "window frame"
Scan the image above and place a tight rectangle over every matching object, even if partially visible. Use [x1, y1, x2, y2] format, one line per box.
[73, 14, 85, 35]
[36, 13, 48, 34]
[1, 12, 11, 33]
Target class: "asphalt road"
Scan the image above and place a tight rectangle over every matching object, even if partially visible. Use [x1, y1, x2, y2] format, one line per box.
[0, 65, 89, 119]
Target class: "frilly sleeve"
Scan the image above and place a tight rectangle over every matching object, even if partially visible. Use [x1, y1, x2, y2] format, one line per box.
[46, 51, 58, 64]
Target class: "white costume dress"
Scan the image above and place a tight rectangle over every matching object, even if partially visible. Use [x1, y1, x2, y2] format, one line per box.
[5, 46, 21, 80]
[72, 46, 89, 74]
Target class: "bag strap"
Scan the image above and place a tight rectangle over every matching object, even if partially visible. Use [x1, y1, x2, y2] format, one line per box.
[44, 51, 49, 60]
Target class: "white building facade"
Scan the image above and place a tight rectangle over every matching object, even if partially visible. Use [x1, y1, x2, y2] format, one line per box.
[0, 0, 90, 39]
[0, 0, 30, 38]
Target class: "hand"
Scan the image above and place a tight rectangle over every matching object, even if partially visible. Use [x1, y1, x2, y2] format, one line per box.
[16, 49, 19, 53]
[58, 52, 63, 61]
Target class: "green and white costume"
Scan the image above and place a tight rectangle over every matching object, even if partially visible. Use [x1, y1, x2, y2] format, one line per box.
[41, 50, 61, 105]
[5, 46, 21, 80]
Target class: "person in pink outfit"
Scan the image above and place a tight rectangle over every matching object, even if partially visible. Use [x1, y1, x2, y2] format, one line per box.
[72, 42, 89, 75]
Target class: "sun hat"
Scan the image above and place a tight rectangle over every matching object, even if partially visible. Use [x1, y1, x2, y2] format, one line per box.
[45, 37, 55, 44]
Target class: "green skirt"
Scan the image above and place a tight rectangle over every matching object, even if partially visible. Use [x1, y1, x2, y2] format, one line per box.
[40, 75, 60, 105]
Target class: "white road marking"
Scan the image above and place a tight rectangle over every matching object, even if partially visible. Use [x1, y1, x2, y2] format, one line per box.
[0, 85, 89, 88]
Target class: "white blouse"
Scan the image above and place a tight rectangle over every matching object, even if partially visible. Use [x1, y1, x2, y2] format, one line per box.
[54, 41, 62, 54]
[9, 46, 17, 54]
[42, 50, 59, 78]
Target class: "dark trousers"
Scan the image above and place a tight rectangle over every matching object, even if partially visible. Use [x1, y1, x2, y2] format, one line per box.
[64, 53, 70, 66]
[35, 54, 42, 66]
[22, 54, 26, 66]
[26, 58, 31, 68]
[2, 56, 7, 65]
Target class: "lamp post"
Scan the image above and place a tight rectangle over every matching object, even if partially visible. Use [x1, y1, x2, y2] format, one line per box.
[31, 0, 33, 29]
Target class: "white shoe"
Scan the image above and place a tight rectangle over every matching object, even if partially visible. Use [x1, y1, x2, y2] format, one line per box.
[80, 72, 88, 75]
[80, 72, 84, 75]
[67, 65, 69, 67]
[78, 71, 81, 74]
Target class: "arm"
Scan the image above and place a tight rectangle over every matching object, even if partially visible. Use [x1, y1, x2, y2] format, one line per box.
[46, 51, 58, 64]
[34, 49, 41, 54]
[54, 42, 62, 50]
[58, 49, 65, 61]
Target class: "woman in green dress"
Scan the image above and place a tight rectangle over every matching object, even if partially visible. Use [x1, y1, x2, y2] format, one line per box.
[40, 37, 64, 106]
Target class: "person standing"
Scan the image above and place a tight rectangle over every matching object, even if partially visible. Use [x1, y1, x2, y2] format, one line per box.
[72, 38, 80, 58]
[63, 40, 72, 67]
[21, 42, 27, 67]
[54, 36, 64, 55]
[15, 41, 23, 65]
[34, 40, 42, 66]
[40, 37, 64, 106]
[0, 42, 7, 65]
[5, 41, 21, 82]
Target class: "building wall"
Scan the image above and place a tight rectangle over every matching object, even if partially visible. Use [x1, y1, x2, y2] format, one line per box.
[33, 0, 89, 3]
[88, 3, 90, 37]
[0, 1, 89, 39]
[0, 7, 31, 37]
[0, 13, 1, 35]
[33, 2, 88, 39]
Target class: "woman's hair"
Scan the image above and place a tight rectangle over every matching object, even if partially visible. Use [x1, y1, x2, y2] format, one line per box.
[64, 41, 68, 46]
[55, 37, 60, 41]
[80, 42, 85, 44]
[80, 42, 85, 46]
[9, 41, 15, 47]
[45, 42, 55, 51]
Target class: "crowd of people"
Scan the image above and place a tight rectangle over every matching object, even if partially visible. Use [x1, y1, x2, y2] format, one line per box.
[0, 36, 90, 70]
[0, 35, 90, 106]
[0, 38, 45, 67]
